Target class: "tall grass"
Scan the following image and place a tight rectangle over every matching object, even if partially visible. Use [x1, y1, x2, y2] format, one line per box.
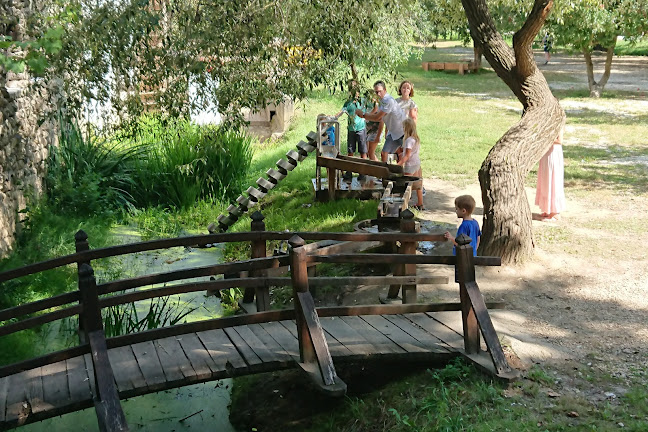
[46, 119, 145, 215]
[128, 117, 254, 209]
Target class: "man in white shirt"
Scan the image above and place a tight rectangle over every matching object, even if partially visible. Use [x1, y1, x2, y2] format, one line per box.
[356, 80, 406, 162]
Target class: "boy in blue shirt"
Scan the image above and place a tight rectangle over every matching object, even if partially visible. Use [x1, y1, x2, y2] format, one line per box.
[444, 195, 481, 256]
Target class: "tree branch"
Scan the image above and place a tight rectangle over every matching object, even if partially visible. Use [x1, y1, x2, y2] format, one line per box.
[513, 0, 553, 77]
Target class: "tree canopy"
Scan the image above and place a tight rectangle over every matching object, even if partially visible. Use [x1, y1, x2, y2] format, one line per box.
[2, 0, 424, 127]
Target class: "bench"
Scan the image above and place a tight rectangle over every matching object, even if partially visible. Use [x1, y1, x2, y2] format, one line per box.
[422, 61, 479, 75]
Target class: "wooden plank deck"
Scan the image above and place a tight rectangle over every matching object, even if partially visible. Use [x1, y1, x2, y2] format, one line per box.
[0, 312, 493, 429]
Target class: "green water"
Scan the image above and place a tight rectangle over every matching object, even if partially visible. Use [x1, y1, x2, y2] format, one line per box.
[22, 226, 237, 431]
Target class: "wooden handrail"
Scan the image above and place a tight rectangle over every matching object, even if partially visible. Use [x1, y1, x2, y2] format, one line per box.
[0, 344, 91, 379]
[0, 305, 81, 338]
[0, 291, 80, 322]
[0, 231, 446, 283]
[312, 254, 502, 266]
[96, 255, 289, 295]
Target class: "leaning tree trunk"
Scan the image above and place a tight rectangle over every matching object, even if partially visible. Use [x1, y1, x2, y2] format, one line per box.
[461, 0, 565, 263]
[583, 37, 617, 98]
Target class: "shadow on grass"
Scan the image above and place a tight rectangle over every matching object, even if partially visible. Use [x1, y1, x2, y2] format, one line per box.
[562, 106, 648, 126]
[564, 145, 648, 194]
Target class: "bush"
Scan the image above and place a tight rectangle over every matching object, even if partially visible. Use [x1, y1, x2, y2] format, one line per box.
[128, 117, 254, 209]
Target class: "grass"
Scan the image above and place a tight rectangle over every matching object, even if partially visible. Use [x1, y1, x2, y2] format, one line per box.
[615, 39, 648, 56]
[230, 359, 648, 432]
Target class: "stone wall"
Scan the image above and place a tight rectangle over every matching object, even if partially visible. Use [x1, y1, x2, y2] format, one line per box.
[0, 71, 58, 258]
[1, 0, 58, 257]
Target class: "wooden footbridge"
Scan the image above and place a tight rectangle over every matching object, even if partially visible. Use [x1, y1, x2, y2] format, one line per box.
[0, 211, 516, 431]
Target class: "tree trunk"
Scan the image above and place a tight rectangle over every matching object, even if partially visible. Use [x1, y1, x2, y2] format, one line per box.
[583, 37, 617, 98]
[461, 0, 565, 263]
[473, 42, 483, 68]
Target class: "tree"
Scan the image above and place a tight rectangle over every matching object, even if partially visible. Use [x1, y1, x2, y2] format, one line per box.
[549, 0, 648, 97]
[460, 0, 565, 263]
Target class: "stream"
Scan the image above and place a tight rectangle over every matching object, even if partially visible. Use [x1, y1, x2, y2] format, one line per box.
[22, 226, 237, 432]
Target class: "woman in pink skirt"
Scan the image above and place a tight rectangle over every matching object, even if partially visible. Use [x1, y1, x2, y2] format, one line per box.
[535, 126, 565, 221]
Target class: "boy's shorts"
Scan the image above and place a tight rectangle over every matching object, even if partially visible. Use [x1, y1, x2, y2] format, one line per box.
[347, 129, 368, 154]
[382, 134, 403, 154]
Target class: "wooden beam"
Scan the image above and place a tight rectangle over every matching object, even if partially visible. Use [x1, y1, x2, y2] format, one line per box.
[0, 345, 90, 379]
[318, 156, 391, 179]
[336, 155, 403, 174]
[311, 253, 500, 266]
[0, 305, 81, 338]
[463, 281, 512, 376]
[87, 331, 129, 432]
[315, 302, 506, 317]
[97, 256, 289, 295]
[297, 292, 347, 396]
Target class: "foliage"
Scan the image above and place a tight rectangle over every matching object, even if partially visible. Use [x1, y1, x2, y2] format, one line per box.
[46, 119, 145, 216]
[481, 0, 648, 96]
[0, 203, 114, 310]
[219, 288, 243, 316]
[6, 0, 425, 128]
[0, 26, 64, 75]
[127, 117, 253, 209]
[421, 0, 470, 44]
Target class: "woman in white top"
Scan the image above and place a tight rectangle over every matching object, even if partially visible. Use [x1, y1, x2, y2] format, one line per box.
[396, 80, 418, 122]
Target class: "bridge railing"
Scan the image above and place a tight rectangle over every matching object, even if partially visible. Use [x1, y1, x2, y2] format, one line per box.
[0, 211, 505, 372]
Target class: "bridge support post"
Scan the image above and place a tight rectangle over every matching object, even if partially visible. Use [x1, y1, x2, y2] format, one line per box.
[289, 235, 346, 396]
[455, 235, 480, 354]
[455, 235, 515, 377]
[78, 264, 130, 431]
[387, 209, 418, 302]
[400, 210, 418, 304]
[75, 230, 90, 344]
[246, 211, 272, 311]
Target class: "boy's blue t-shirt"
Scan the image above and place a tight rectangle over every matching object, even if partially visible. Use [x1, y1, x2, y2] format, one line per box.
[452, 219, 481, 256]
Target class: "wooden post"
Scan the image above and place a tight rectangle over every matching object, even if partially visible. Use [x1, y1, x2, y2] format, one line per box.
[79, 263, 130, 431]
[75, 230, 90, 344]
[456, 234, 480, 354]
[327, 165, 337, 201]
[78, 263, 104, 335]
[400, 209, 418, 304]
[387, 209, 418, 301]
[289, 235, 315, 363]
[248, 211, 271, 310]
